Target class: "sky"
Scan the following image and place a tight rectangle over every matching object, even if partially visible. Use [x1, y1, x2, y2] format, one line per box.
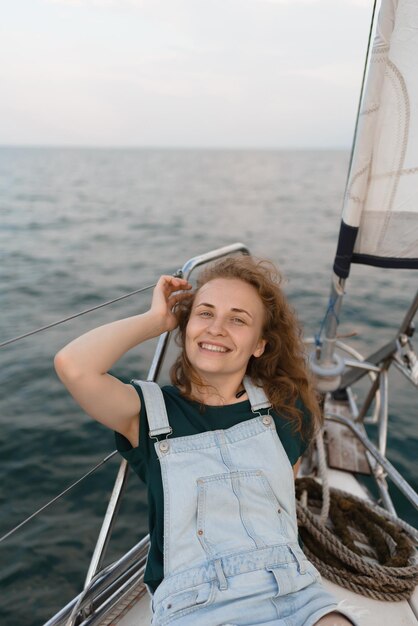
[0, 0, 375, 149]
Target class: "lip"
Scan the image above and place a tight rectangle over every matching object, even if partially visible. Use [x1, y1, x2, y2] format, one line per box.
[198, 341, 232, 353]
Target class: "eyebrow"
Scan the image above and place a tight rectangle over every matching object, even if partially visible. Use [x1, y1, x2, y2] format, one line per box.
[195, 302, 253, 319]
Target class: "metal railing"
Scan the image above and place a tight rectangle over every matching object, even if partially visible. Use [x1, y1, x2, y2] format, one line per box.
[324, 412, 418, 511]
[306, 289, 418, 518]
[44, 535, 150, 626]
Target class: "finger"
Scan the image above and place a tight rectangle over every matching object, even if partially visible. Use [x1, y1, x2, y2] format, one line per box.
[157, 276, 192, 292]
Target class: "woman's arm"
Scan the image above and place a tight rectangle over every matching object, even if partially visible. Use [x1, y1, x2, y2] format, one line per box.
[54, 276, 192, 443]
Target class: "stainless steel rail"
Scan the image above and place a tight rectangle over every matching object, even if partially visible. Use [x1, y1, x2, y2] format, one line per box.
[84, 459, 130, 587]
[325, 412, 418, 511]
[44, 535, 150, 626]
[317, 334, 414, 515]
[340, 290, 418, 389]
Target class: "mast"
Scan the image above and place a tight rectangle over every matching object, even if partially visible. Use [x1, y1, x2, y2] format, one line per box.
[312, 0, 418, 390]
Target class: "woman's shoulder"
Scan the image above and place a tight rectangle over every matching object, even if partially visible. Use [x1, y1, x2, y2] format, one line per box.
[129, 381, 197, 421]
[271, 394, 314, 461]
[271, 393, 310, 422]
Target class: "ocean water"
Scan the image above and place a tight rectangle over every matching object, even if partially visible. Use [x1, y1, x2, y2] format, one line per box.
[0, 147, 416, 626]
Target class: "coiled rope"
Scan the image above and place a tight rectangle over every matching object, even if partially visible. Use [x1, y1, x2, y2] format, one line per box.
[295, 434, 418, 602]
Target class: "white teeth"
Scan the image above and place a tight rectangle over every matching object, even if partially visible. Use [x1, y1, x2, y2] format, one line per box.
[200, 343, 228, 353]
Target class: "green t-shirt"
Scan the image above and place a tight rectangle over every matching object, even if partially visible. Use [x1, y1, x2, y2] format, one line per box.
[114, 383, 311, 593]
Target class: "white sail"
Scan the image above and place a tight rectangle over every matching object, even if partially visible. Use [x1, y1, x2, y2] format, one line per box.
[334, 0, 418, 277]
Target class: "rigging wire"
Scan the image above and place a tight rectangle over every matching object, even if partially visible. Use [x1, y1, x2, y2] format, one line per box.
[0, 283, 156, 350]
[343, 0, 378, 198]
[314, 295, 340, 348]
[0, 273, 179, 543]
[0, 451, 118, 545]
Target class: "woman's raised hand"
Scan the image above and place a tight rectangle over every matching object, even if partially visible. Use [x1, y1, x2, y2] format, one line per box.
[150, 275, 193, 333]
[53, 275, 191, 435]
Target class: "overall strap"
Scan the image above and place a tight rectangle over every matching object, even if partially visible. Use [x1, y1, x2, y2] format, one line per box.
[131, 379, 172, 438]
[243, 375, 272, 412]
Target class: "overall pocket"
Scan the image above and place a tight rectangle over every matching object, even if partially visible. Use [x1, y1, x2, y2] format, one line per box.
[196, 469, 286, 555]
[154, 581, 215, 625]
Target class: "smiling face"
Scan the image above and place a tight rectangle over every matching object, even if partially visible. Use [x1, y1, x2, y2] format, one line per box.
[185, 278, 267, 385]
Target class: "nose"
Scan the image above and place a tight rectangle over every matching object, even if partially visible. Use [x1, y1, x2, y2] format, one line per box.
[207, 316, 227, 336]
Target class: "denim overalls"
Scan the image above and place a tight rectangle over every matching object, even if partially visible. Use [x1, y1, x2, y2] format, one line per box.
[137, 377, 358, 626]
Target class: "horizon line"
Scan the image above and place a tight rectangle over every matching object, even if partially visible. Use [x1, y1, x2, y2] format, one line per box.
[0, 143, 351, 151]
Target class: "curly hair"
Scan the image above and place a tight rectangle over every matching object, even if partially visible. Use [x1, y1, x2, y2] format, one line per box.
[170, 254, 322, 441]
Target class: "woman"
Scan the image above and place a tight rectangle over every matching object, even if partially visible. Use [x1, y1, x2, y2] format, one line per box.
[55, 255, 359, 626]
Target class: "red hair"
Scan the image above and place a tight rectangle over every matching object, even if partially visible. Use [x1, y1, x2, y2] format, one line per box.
[170, 255, 321, 440]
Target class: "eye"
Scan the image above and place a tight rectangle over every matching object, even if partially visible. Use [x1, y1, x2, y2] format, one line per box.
[198, 310, 212, 317]
[232, 317, 245, 325]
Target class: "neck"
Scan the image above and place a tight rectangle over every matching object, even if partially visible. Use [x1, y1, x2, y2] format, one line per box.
[190, 373, 247, 406]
